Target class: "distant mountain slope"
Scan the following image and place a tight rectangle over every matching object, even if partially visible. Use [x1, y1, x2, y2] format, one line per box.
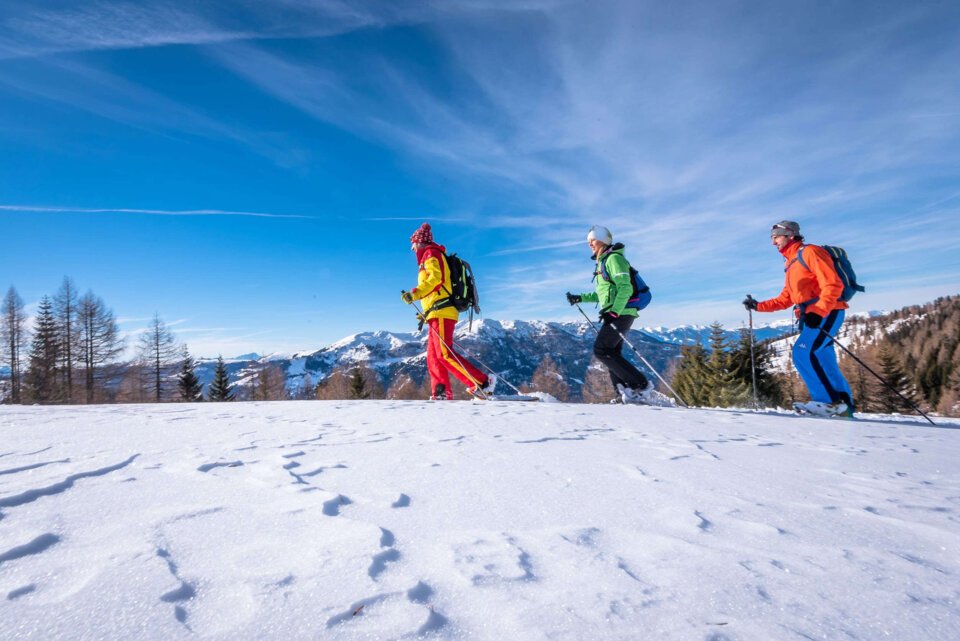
[195, 319, 798, 401]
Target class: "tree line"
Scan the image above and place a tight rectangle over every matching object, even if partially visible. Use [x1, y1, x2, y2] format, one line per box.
[665, 296, 960, 416]
[4, 280, 955, 414]
[0, 278, 239, 404]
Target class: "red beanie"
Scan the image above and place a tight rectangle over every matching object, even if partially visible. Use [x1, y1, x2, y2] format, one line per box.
[410, 222, 433, 244]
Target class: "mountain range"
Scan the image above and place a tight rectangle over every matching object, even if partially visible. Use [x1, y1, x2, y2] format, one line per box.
[195, 319, 799, 400]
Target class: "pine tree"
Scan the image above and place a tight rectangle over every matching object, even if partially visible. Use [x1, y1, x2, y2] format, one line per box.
[208, 356, 235, 401]
[349, 366, 371, 399]
[177, 347, 203, 402]
[703, 322, 750, 406]
[671, 344, 712, 407]
[876, 344, 919, 413]
[728, 328, 786, 407]
[1, 286, 28, 403]
[25, 296, 61, 403]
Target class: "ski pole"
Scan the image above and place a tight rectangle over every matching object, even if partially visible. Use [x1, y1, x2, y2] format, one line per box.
[746, 297, 759, 409]
[404, 293, 486, 397]
[818, 329, 936, 426]
[405, 292, 527, 398]
[411, 304, 525, 397]
[575, 303, 689, 408]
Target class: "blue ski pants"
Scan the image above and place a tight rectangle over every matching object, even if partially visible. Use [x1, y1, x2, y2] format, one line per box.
[792, 309, 854, 409]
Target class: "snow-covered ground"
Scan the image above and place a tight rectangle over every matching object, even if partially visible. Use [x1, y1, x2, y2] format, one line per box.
[1, 402, 958, 641]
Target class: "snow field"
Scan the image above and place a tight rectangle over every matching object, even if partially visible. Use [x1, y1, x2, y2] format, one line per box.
[1, 402, 958, 640]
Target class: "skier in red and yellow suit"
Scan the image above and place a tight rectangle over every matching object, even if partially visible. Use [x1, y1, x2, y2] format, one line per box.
[402, 223, 494, 400]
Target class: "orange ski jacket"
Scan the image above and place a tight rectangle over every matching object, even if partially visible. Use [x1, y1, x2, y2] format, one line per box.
[757, 241, 848, 318]
[410, 243, 459, 321]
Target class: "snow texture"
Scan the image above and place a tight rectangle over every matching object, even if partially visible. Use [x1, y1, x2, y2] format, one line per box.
[1, 402, 958, 640]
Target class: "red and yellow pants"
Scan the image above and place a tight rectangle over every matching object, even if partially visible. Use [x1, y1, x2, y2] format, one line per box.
[426, 318, 487, 399]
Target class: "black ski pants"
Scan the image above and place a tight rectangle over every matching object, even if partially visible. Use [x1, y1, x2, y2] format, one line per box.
[593, 315, 648, 391]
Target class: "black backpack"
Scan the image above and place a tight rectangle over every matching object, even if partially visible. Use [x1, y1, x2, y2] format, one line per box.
[443, 253, 480, 315]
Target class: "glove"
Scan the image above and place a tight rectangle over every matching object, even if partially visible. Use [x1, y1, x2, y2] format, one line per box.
[742, 295, 758, 311]
[600, 311, 619, 324]
[566, 292, 582, 305]
[401, 291, 414, 304]
[803, 312, 822, 329]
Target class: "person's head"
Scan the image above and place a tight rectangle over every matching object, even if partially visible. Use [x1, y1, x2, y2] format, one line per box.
[770, 220, 803, 250]
[410, 222, 433, 252]
[586, 225, 612, 256]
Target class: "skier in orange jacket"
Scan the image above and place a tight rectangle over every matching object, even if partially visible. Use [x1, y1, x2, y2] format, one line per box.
[402, 223, 495, 400]
[744, 221, 854, 417]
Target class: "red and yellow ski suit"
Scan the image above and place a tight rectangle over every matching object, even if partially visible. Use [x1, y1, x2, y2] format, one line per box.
[409, 243, 487, 399]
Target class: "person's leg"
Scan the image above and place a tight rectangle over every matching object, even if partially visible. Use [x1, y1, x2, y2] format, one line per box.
[792, 310, 847, 405]
[435, 318, 487, 394]
[811, 310, 854, 409]
[593, 316, 648, 390]
[426, 319, 451, 398]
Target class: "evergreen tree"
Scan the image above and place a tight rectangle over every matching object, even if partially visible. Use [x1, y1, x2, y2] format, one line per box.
[1, 286, 28, 403]
[671, 344, 712, 407]
[728, 328, 786, 407]
[25, 296, 61, 403]
[208, 356, 235, 401]
[177, 347, 203, 402]
[876, 344, 919, 413]
[349, 366, 371, 399]
[705, 322, 748, 407]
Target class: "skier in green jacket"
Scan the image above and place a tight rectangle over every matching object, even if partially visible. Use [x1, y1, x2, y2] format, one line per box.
[566, 225, 656, 404]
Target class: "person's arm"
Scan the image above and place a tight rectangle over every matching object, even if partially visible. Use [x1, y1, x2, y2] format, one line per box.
[803, 246, 844, 316]
[756, 283, 792, 312]
[411, 252, 444, 300]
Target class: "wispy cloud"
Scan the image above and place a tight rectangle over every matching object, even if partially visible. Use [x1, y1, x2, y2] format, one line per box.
[0, 205, 312, 219]
[0, 54, 313, 168]
[0, 0, 425, 59]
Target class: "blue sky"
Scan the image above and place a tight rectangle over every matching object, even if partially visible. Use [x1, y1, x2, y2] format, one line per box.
[1, 0, 958, 357]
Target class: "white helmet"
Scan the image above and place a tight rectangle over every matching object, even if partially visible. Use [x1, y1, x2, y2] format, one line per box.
[586, 225, 613, 245]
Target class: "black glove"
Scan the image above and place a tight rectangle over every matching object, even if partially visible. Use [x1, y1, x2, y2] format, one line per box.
[566, 292, 582, 305]
[600, 311, 620, 324]
[804, 312, 822, 329]
[742, 295, 758, 311]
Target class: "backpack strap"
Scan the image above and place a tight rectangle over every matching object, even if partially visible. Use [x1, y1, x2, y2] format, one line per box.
[796, 245, 809, 271]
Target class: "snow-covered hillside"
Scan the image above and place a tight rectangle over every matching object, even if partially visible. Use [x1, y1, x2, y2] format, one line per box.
[2, 402, 958, 640]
